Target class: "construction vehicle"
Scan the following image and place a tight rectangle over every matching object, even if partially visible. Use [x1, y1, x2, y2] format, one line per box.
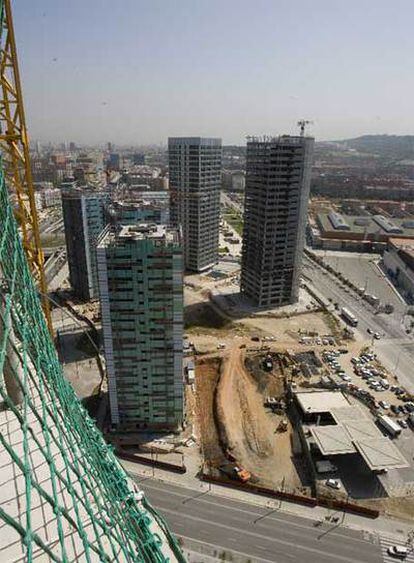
[276, 419, 288, 433]
[219, 461, 251, 483]
[234, 466, 251, 483]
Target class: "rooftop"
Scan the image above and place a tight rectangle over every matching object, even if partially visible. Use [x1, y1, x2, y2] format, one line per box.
[310, 425, 355, 456]
[108, 199, 165, 211]
[303, 402, 409, 471]
[99, 223, 180, 246]
[168, 137, 221, 146]
[296, 391, 350, 414]
[388, 237, 414, 249]
[61, 186, 109, 199]
[317, 212, 414, 239]
[354, 438, 408, 472]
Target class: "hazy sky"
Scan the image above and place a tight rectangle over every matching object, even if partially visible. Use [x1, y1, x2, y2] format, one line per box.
[14, 0, 414, 145]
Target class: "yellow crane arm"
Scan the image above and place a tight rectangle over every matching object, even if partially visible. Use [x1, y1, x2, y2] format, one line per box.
[0, 0, 52, 333]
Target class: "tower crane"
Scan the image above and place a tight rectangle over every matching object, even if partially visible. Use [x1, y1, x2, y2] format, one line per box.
[0, 0, 52, 332]
[297, 119, 313, 137]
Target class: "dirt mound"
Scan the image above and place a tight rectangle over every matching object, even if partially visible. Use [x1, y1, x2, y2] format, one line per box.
[215, 349, 274, 461]
[195, 356, 225, 465]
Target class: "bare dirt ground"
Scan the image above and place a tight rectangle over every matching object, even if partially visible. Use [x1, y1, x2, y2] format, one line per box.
[215, 347, 304, 492]
[194, 356, 226, 468]
[238, 312, 336, 345]
[360, 497, 414, 523]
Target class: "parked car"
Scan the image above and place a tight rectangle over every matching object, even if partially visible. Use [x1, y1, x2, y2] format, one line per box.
[325, 479, 341, 490]
[398, 420, 408, 429]
[374, 333, 381, 340]
[379, 401, 390, 410]
[387, 545, 408, 559]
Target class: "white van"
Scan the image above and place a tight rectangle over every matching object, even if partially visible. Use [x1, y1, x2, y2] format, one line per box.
[387, 545, 408, 558]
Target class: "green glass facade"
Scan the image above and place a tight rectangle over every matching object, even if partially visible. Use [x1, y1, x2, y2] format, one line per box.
[97, 224, 184, 431]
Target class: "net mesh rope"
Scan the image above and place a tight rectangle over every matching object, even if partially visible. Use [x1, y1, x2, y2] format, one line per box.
[0, 159, 184, 561]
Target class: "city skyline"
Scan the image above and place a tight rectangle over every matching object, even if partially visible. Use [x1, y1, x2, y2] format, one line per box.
[15, 0, 414, 145]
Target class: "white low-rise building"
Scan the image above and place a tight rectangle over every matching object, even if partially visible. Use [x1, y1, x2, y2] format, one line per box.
[383, 237, 414, 302]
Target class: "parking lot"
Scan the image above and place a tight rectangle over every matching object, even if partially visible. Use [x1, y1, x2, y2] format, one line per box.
[321, 349, 414, 423]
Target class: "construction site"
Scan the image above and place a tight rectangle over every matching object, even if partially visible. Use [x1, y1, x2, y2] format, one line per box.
[183, 273, 414, 521]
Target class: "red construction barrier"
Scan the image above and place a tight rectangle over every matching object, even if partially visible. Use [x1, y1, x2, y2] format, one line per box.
[317, 498, 379, 518]
[200, 473, 317, 507]
[116, 449, 186, 474]
[200, 473, 379, 518]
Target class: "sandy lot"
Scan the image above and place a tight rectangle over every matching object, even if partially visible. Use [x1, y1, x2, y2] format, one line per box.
[194, 356, 226, 468]
[214, 347, 304, 491]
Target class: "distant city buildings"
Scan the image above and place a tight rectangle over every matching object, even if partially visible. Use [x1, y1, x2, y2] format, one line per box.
[222, 170, 245, 192]
[133, 153, 146, 165]
[62, 188, 109, 300]
[106, 198, 169, 226]
[169, 137, 222, 272]
[97, 223, 184, 431]
[241, 135, 314, 307]
[123, 165, 168, 191]
[108, 153, 120, 171]
[310, 210, 414, 252]
[41, 188, 62, 208]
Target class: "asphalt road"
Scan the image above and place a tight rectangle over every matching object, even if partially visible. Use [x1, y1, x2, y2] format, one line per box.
[137, 478, 382, 563]
[303, 255, 414, 392]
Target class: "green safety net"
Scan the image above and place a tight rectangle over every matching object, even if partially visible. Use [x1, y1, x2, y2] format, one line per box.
[0, 158, 185, 560]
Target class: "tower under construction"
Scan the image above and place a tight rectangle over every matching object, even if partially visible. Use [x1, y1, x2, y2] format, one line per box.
[240, 135, 314, 307]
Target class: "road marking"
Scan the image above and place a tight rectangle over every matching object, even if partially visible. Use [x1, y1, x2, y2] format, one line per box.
[161, 506, 375, 563]
[140, 479, 371, 545]
[177, 533, 278, 563]
[379, 536, 414, 563]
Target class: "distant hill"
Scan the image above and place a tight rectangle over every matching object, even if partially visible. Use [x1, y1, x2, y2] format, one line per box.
[333, 135, 414, 159]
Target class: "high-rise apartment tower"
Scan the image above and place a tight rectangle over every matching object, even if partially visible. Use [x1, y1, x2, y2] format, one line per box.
[240, 135, 314, 307]
[62, 188, 109, 300]
[169, 137, 222, 272]
[97, 223, 184, 431]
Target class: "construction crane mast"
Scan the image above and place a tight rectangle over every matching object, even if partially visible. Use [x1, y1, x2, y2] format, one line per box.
[0, 0, 52, 331]
[297, 119, 313, 137]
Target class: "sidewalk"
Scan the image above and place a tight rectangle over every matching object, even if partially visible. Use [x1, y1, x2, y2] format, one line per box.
[121, 455, 414, 543]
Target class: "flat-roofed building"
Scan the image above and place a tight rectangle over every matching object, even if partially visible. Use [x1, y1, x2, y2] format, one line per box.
[169, 137, 222, 272]
[297, 392, 409, 475]
[311, 212, 414, 251]
[62, 188, 110, 300]
[97, 223, 184, 432]
[383, 237, 414, 302]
